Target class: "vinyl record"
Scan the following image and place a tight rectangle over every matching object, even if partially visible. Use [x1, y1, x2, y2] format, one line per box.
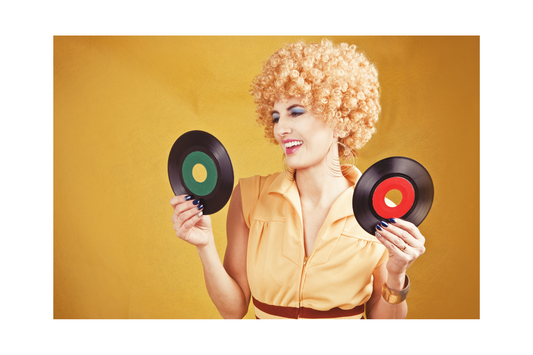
[353, 156, 434, 235]
[168, 130, 234, 215]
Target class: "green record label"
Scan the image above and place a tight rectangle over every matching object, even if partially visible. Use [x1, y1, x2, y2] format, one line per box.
[182, 151, 218, 196]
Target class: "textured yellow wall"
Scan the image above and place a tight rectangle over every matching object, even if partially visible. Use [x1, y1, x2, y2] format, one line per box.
[54, 36, 479, 319]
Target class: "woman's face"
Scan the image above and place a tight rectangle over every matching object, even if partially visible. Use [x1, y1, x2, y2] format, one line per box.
[272, 97, 335, 171]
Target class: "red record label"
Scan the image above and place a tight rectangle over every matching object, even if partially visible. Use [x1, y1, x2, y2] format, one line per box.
[371, 177, 415, 218]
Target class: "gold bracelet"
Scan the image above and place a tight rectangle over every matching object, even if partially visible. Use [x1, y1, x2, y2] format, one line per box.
[382, 275, 410, 304]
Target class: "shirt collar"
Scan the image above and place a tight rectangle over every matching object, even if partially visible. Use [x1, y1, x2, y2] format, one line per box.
[267, 165, 362, 222]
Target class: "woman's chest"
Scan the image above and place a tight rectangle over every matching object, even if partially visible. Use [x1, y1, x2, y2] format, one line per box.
[301, 204, 331, 257]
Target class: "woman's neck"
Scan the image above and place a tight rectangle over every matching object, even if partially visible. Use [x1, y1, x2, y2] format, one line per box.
[294, 163, 351, 208]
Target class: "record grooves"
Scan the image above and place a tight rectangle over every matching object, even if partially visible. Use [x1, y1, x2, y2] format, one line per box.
[353, 156, 434, 235]
[168, 130, 234, 215]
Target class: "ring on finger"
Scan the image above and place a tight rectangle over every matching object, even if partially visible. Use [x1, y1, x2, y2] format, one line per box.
[400, 241, 407, 251]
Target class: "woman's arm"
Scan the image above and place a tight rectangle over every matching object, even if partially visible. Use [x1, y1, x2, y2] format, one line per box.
[170, 183, 250, 318]
[197, 183, 250, 318]
[365, 218, 425, 319]
[366, 263, 408, 319]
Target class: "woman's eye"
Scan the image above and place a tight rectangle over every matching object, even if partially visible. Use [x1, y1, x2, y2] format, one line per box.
[272, 112, 280, 123]
[289, 108, 305, 117]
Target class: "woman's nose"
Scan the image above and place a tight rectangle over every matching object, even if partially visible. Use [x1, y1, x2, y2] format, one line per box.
[275, 115, 291, 136]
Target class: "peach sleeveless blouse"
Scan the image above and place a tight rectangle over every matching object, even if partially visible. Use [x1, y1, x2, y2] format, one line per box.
[240, 167, 388, 319]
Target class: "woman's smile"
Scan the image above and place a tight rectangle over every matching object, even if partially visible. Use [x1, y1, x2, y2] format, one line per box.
[283, 139, 303, 154]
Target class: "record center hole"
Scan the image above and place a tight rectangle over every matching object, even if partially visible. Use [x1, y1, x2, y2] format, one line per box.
[192, 164, 207, 183]
[385, 189, 403, 207]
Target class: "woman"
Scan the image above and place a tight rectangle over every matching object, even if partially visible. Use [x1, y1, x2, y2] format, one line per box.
[170, 39, 426, 319]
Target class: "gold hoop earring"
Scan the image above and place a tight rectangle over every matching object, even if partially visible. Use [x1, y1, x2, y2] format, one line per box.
[339, 142, 357, 176]
[325, 142, 357, 177]
[282, 154, 295, 181]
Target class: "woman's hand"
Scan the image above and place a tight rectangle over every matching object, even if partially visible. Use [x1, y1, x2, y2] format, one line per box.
[375, 218, 426, 279]
[170, 195, 213, 248]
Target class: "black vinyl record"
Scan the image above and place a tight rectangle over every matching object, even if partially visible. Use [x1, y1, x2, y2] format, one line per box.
[353, 156, 434, 235]
[168, 130, 234, 215]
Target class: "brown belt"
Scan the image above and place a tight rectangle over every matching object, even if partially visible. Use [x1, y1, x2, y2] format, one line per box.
[253, 297, 365, 319]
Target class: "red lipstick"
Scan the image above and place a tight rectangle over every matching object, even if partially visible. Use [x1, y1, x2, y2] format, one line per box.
[283, 139, 303, 155]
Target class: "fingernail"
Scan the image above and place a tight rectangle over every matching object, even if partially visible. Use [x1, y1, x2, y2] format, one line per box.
[388, 218, 397, 224]
[185, 195, 193, 201]
[197, 211, 203, 218]
[193, 199, 200, 205]
[197, 203, 204, 210]
[376, 224, 383, 231]
[380, 220, 389, 228]
[375, 231, 382, 238]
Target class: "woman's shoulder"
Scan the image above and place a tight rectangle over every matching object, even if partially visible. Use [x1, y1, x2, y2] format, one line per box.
[239, 171, 282, 183]
[239, 172, 282, 195]
[238, 172, 283, 227]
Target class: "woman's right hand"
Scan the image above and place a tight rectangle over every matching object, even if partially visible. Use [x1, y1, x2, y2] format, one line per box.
[170, 195, 213, 248]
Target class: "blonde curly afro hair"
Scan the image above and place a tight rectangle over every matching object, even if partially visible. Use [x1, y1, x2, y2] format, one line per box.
[250, 38, 381, 154]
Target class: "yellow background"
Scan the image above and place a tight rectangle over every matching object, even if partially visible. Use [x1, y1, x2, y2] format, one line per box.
[54, 36, 479, 319]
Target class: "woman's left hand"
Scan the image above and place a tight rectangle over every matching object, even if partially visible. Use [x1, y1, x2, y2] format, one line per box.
[375, 218, 426, 278]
